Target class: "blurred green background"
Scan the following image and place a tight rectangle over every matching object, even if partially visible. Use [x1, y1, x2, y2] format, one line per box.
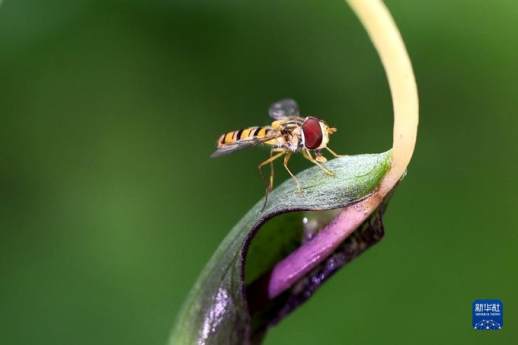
[1, 0, 517, 344]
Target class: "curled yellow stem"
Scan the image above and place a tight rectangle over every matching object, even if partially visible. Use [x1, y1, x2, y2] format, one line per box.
[347, 0, 418, 206]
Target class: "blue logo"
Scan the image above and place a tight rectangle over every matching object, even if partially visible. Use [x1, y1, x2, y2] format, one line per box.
[472, 299, 503, 330]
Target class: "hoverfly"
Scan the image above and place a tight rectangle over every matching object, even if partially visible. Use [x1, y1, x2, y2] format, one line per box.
[211, 99, 342, 201]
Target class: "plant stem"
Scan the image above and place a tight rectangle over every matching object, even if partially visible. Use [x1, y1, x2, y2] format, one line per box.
[349, 0, 418, 197]
[265, 0, 419, 300]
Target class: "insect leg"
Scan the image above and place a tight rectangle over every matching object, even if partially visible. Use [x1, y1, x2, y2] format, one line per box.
[269, 154, 275, 191]
[325, 146, 345, 158]
[283, 152, 302, 193]
[303, 149, 335, 176]
[258, 151, 285, 187]
[258, 151, 285, 210]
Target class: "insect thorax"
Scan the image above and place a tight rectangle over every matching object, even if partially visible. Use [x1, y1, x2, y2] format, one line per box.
[266, 127, 304, 152]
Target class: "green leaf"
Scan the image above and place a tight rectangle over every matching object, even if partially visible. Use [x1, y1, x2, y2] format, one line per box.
[170, 151, 392, 345]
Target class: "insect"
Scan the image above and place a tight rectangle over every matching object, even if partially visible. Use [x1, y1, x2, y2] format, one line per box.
[211, 98, 342, 200]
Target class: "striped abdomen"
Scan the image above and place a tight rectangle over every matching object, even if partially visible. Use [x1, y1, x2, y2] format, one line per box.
[216, 126, 275, 147]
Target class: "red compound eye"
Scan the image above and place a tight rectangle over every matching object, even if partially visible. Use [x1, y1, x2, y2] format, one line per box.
[302, 117, 323, 149]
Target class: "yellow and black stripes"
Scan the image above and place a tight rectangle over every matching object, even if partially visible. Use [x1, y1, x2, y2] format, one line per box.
[217, 126, 274, 147]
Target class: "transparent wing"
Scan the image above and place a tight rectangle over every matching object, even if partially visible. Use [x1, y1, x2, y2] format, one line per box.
[210, 140, 258, 158]
[210, 132, 282, 158]
[268, 98, 300, 120]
